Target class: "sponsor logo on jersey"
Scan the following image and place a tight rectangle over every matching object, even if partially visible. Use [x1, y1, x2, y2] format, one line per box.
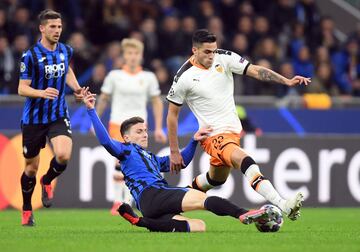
[45, 62, 65, 79]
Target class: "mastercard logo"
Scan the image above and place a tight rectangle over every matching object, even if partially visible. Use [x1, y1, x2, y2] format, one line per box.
[0, 134, 56, 210]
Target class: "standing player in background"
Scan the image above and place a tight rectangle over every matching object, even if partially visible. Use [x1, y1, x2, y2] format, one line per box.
[95, 38, 167, 215]
[167, 29, 311, 220]
[18, 10, 84, 226]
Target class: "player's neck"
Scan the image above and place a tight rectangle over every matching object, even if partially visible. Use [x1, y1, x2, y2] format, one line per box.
[40, 38, 57, 51]
[122, 65, 142, 75]
[191, 56, 209, 70]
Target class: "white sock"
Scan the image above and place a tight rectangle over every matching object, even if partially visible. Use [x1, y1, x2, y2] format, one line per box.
[195, 173, 214, 192]
[245, 164, 287, 211]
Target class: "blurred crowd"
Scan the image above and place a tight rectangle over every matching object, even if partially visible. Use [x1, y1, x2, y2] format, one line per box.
[0, 0, 360, 97]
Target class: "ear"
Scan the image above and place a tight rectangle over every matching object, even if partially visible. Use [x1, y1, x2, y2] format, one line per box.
[123, 134, 130, 142]
[192, 46, 197, 55]
[39, 24, 45, 33]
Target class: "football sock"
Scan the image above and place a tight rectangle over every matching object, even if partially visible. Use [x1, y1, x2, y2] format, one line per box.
[42, 157, 67, 185]
[137, 217, 190, 232]
[241, 157, 286, 210]
[204, 196, 248, 218]
[192, 172, 226, 192]
[21, 172, 36, 211]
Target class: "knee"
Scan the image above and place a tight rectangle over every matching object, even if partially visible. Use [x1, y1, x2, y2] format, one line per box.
[55, 152, 71, 164]
[25, 160, 39, 176]
[190, 219, 206, 232]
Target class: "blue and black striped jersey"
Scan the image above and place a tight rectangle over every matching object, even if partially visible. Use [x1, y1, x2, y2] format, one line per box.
[20, 41, 73, 124]
[87, 108, 198, 209]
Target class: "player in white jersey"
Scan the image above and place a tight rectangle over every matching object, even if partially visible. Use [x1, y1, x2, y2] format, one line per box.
[167, 29, 311, 220]
[96, 38, 167, 215]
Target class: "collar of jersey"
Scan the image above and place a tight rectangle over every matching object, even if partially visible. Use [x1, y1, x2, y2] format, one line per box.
[189, 56, 209, 70]
[122, 65, 143, 75]
[37, 40, 59, 53]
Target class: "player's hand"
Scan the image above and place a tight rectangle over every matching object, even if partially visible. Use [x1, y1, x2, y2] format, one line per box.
[286, 76, 311, 87]
[154, 129, 167, 144]
[193, 126, 213, 141]
[82, 87, 96, 109]
[170, 151, 185, 174]
[74, 87, 85, 102]
[41, 87, 59, 99]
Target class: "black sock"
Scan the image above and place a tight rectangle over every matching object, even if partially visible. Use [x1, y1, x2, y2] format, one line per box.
[204, 196, 248, 218]
[42, 157, 67, 185]
[137, 217, 190, 232]
[21, 172, 36, 211]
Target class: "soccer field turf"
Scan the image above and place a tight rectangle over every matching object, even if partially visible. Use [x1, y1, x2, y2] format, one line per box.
[1, 208, 359, 252]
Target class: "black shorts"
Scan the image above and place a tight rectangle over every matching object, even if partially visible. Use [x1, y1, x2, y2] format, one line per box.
[21, 117, 72, 159]
[139, 184, 189, 219]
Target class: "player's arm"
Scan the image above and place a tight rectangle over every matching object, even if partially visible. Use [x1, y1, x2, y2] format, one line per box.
[167, 102, 185, 173]
[18, 79, 59, 99]
[83, 88, 129, 157]
[151, 95, 167, 143]
[158, 127, 212, 172]
[96, 92, 111, 118]
[66, 66, 84, 101]
[245, 64, 311, 86]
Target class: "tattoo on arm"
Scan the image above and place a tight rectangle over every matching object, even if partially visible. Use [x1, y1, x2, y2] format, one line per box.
[257, 68, 286, 84]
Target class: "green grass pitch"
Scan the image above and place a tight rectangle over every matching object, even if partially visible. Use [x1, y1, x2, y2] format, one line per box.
[1, 208, 359, 252]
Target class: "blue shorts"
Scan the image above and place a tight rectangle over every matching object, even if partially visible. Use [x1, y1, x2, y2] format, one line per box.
[139, 184, 189, 219]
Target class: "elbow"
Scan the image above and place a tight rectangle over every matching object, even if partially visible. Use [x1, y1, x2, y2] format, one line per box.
[18, 86, 24, 96]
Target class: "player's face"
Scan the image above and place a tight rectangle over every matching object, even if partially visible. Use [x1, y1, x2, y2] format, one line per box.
[123, 47, 143, 68]
[193, 42, 217, 69]
[40, 18, 62, 44]
[125, 123, 148, 148]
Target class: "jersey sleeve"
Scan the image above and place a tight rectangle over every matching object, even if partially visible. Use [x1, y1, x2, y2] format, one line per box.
[87, 108, 132, 158]
[222, 50, 250, 75]
[100, 72, 114, 94]
[147, 72, 161, 97]
[19, 51, 33, 80]
[157, 156, 170, 172]
[166, 75, 187, 106]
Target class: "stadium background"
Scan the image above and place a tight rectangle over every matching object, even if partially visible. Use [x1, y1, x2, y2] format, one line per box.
[0, 0, 360, 222]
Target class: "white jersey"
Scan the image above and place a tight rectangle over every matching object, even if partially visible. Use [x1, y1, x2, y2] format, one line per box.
[167, 50, 250, 136]
[101, 68, 160, 124]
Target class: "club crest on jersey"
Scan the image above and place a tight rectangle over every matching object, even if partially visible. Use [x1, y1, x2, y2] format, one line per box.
[215, 64, 224, 73]
[20, 62, 26, 72]
[45, 62, 65, 79]
[59, 53, 65, 61]
[141, 150, 152, 159]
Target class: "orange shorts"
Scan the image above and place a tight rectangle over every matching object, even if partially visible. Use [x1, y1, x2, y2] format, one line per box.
[200, 133, 241, 167]
[108, 122, 124, 142]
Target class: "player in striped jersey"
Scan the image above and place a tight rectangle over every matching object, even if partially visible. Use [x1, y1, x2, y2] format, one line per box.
[18, 9, 84, 226]
[83, 88, 278, 232]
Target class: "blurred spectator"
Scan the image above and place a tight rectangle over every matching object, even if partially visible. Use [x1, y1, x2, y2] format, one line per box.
[254, 37, 279, 67]
[67, 32, 95, 76]
[195, 0, 216, 28]
[157, 15, 185, 75]
[101, 41, 122, 72]
[9, 6, 34, 42]
[315, 46, 331, 67]
[314, 16, 339, 54]
[231, 33, 249, 57]
[88, 63, 107, 94]
[181, 16, 197, 56]
[292, 45, 314, 77]
[268, 0, 296, 36]
[295, 0, 320, 43]
[140, 18, 159, 67]
[218, 0, 239, 37]
[238, 1, 255, 16]
[305, 63, 338, 95]
[0, 34, 15, 94]
[0, 8, 10, 37]
[154, 65, 171, 94]
[251, 16, 272, 54]
[332, 38, 360, 95]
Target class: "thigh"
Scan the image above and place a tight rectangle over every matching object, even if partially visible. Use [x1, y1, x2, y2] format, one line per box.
[181, 189, 207, 211]
[22, 123, 47, 159]
[48, 118, 73, 158]
[139, 186, 188, 219]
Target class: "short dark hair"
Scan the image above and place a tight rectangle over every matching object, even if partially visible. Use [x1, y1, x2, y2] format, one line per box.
[120, 116, 145, 137]
[38, 9, 61, 25]
[192, 29, 216, 47]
